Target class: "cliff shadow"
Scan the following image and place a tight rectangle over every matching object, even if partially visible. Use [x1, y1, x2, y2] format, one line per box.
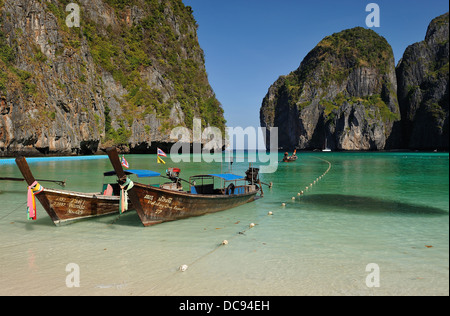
[298, 194, 448, 217]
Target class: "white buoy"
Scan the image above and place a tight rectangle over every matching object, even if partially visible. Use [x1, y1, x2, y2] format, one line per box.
[297, 192, 301, 196]
[281, 203, 286, 206]
[292, 197, 295, 200]
[268, 211, 273, 215]
[249, 223, 255, 228]
[222, 240, 229, 245]
[301, 191, 304, 195]
[179, 265, 188, 272]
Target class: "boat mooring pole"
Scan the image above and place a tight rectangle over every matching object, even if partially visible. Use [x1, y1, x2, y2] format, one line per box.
[106, 147, 146, 226]
[15, 157, 59, 222]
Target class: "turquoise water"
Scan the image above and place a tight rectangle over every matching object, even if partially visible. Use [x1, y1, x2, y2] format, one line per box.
[0, 152, 448, 295]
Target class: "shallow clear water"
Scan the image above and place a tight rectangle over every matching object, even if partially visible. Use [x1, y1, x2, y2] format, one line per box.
[0, 152, 448, 295]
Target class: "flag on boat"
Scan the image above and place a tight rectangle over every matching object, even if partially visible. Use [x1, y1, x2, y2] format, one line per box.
[121, 155, 129, 168]
[157, 148, 167, 157]
[27, 181, 43, 220]
[157, 148, 166, 164]
[27, 188, 37, 220]
[157, 156, 166, 164]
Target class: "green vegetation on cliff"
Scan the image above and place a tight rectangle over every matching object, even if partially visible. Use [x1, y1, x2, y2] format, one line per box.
[396, 12, 449, 149]
[0, 19, 38, 99]
[50, 0, 224, 135]
[283, 27, 398, 122]
[0, 0, 226, 156]
[285, 27, 394, 96]
[318, 27, 393, 72]
[260, 26, 400, 150]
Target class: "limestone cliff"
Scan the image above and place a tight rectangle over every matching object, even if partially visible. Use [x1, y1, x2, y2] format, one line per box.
[0, 0, 225, 156]
[396, 12, 449, 150]
[260, 27, 400, 151]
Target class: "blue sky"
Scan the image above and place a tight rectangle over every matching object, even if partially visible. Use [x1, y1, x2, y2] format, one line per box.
[182, 0, 448, 134]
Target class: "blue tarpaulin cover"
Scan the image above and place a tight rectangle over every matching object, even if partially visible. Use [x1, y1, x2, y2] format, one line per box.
[208, 174, 244, 181]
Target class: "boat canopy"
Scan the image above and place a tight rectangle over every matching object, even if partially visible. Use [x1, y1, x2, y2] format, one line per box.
[104, 169, 161, 178]
[208, 174, 245, 181]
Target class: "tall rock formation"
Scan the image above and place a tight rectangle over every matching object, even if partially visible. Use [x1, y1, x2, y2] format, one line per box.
[0, 0, 225, 156]
[396, 12, 449, 150]
[260, 27, 400, 151]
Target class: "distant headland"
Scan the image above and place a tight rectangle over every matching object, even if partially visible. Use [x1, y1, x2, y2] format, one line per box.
[260, 12, 449, 152]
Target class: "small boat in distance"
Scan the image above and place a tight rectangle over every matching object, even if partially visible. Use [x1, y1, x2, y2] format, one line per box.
[15, 157, 157, 225]
[282, 150, 298, 162]
[106, 147, 262, 226]
[323, 138, 331, 152]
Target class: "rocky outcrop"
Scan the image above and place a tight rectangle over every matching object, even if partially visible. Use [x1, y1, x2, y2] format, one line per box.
[260, 27, 400, 151]
[0, 0, 225, 156]
[396, 12, 449, 150]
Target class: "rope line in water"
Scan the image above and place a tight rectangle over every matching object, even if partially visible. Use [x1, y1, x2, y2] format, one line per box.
[140, 198, 277, 293]
[177, 217, 268, 272]
[0, 201, 27, 221]
[134, 217, 270, 294]
[285, 156, 332, 204]
[174, 156, 334, 280]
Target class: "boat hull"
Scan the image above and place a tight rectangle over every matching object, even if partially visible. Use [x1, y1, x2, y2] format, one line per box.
[35, 189, 121, 225]
[283, 157, 298, 162]
[15, 156, 123, 226]
[132, 183, 258, 226]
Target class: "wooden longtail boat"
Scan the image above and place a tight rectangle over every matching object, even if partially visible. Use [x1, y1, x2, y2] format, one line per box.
[15, 157, 155, 225]
[282, 150, 298, 162]
[106, 147, 262, 226]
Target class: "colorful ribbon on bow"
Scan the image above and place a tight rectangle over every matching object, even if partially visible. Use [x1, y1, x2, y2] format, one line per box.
[119, 178, 134, 214]
[27, 181, 44, 220]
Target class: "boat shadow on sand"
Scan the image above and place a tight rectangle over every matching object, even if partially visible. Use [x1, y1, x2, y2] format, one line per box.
[297, 194, 448, 217]
[13, 211, 144, 228]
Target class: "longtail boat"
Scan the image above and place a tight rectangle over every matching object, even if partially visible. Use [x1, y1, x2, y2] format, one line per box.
[15, 157, 157, 225]
[106, 147, 262, 226]
[282, 150, 298, 162]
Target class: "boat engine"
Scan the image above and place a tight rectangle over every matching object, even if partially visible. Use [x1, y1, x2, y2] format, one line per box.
[245, 167, 259, 184]
[162, 168, 183, 191]
[166, 168, 181, 182]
